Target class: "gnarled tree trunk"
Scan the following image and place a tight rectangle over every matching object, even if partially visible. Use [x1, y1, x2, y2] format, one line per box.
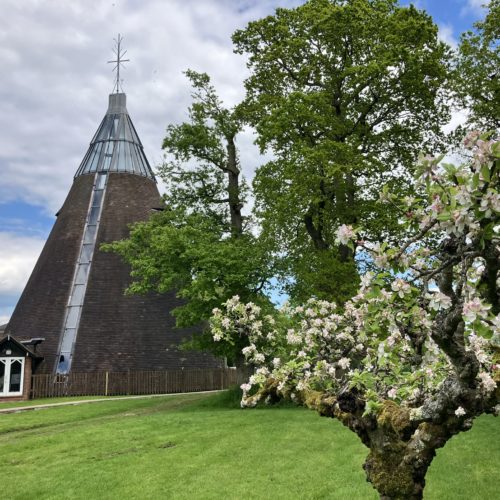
[296, 388, 469, 500]
[362, 418, 448, 499]
[331, 398, 471, 500]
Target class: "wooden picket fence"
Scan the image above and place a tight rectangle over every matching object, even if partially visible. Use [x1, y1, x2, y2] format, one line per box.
[30, 367, 251, 399]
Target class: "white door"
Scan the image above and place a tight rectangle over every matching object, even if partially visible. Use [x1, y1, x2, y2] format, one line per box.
[0, 357, 25, 396]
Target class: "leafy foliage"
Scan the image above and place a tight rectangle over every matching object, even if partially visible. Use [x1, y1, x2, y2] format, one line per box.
[234, 0, 452, 302]
[159, 70, 247, 236]
[453, 0, 500, 131]
[107, 209, 274, 362]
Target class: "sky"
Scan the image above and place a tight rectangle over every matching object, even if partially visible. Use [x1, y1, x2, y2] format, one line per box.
[0, 0, 490, 325]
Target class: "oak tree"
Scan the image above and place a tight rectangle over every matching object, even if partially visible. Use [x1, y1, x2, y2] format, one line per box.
[233, 0, 452, 302]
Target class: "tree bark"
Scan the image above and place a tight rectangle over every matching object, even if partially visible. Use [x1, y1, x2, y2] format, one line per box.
[364, 449, 428, 500]
[480, 240, 499, 315]
[339, 401, 458, 500]
[304, 390, 461, 500]
[250, 384, 440, 499]
[304, 207, 329, 250]
[226, 135, 243, 237]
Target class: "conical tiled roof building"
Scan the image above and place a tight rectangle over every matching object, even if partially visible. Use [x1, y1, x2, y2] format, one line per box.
[5, 92, 222, 374]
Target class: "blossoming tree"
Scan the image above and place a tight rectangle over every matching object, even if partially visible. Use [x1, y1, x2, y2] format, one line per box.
[210, 133, 499, 500]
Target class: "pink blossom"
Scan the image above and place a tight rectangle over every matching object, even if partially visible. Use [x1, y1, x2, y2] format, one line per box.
[391, 278, 411, 298]
[463, 298, 491, 322]
[479, 190, 500, 217]
[429, 195, 443, 215]
[335, 224, 356, 245]
[463, 130, 481, 149]
[474, 139, 493, 167]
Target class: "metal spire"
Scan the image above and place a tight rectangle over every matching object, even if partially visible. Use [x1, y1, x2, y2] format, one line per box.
[107, 34, 130, 93]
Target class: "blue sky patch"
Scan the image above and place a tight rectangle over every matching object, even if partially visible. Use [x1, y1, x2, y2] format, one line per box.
[0, 200, 53, 239]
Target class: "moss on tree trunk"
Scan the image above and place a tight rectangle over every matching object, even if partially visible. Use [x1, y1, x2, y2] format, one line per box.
[364, 446, 429, 500]
[333, 400, 460, 499]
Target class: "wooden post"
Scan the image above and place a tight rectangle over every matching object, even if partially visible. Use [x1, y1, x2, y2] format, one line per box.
[105, 371, 109, 396]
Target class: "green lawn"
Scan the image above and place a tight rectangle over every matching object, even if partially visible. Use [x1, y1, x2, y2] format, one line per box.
[0, 391, 498, 499]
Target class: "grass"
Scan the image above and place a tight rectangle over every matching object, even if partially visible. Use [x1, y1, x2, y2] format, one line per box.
[0, 390, 498, 499]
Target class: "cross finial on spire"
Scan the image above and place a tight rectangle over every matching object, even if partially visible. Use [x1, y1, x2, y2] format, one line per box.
[107, 34, 130, 93]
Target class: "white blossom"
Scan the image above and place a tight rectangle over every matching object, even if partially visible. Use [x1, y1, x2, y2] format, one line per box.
[305, 308, 316, 318]
[478, 372, 496, 393]
[286, 329, 302, 345]
[391, 278, 411, 298]
[242, 344, 256, 357]
[209, 136, 499, 433]
[254, 353, 265, 364]
[360, 272, 374, 290]
[426, 291, 452, 311]
[335, 224, 356, 245]
[296, 380, 306, 391]
[338, 357, 351, 370]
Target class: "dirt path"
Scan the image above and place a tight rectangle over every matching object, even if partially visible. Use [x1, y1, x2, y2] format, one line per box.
[0, 390, 223, 414]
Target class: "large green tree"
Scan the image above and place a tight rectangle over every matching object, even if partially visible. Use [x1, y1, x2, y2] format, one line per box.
[454, 0, 500, 131]
[233, 0, 452, 303]
[105, 71, 274, 364]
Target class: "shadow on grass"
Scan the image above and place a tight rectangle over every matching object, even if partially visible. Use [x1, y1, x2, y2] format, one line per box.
[185, 385, 299, 411]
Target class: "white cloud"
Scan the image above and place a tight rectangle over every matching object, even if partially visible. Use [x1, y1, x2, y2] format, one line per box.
[443, 109, 469, 134]
[438, 24, 458, 48]
[0, 0, 302, 320]
[0, 0, 298, 213]
[0, 314, 13, 326]
[0, 233, 45, 296]
[461, 0, 489, 16]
